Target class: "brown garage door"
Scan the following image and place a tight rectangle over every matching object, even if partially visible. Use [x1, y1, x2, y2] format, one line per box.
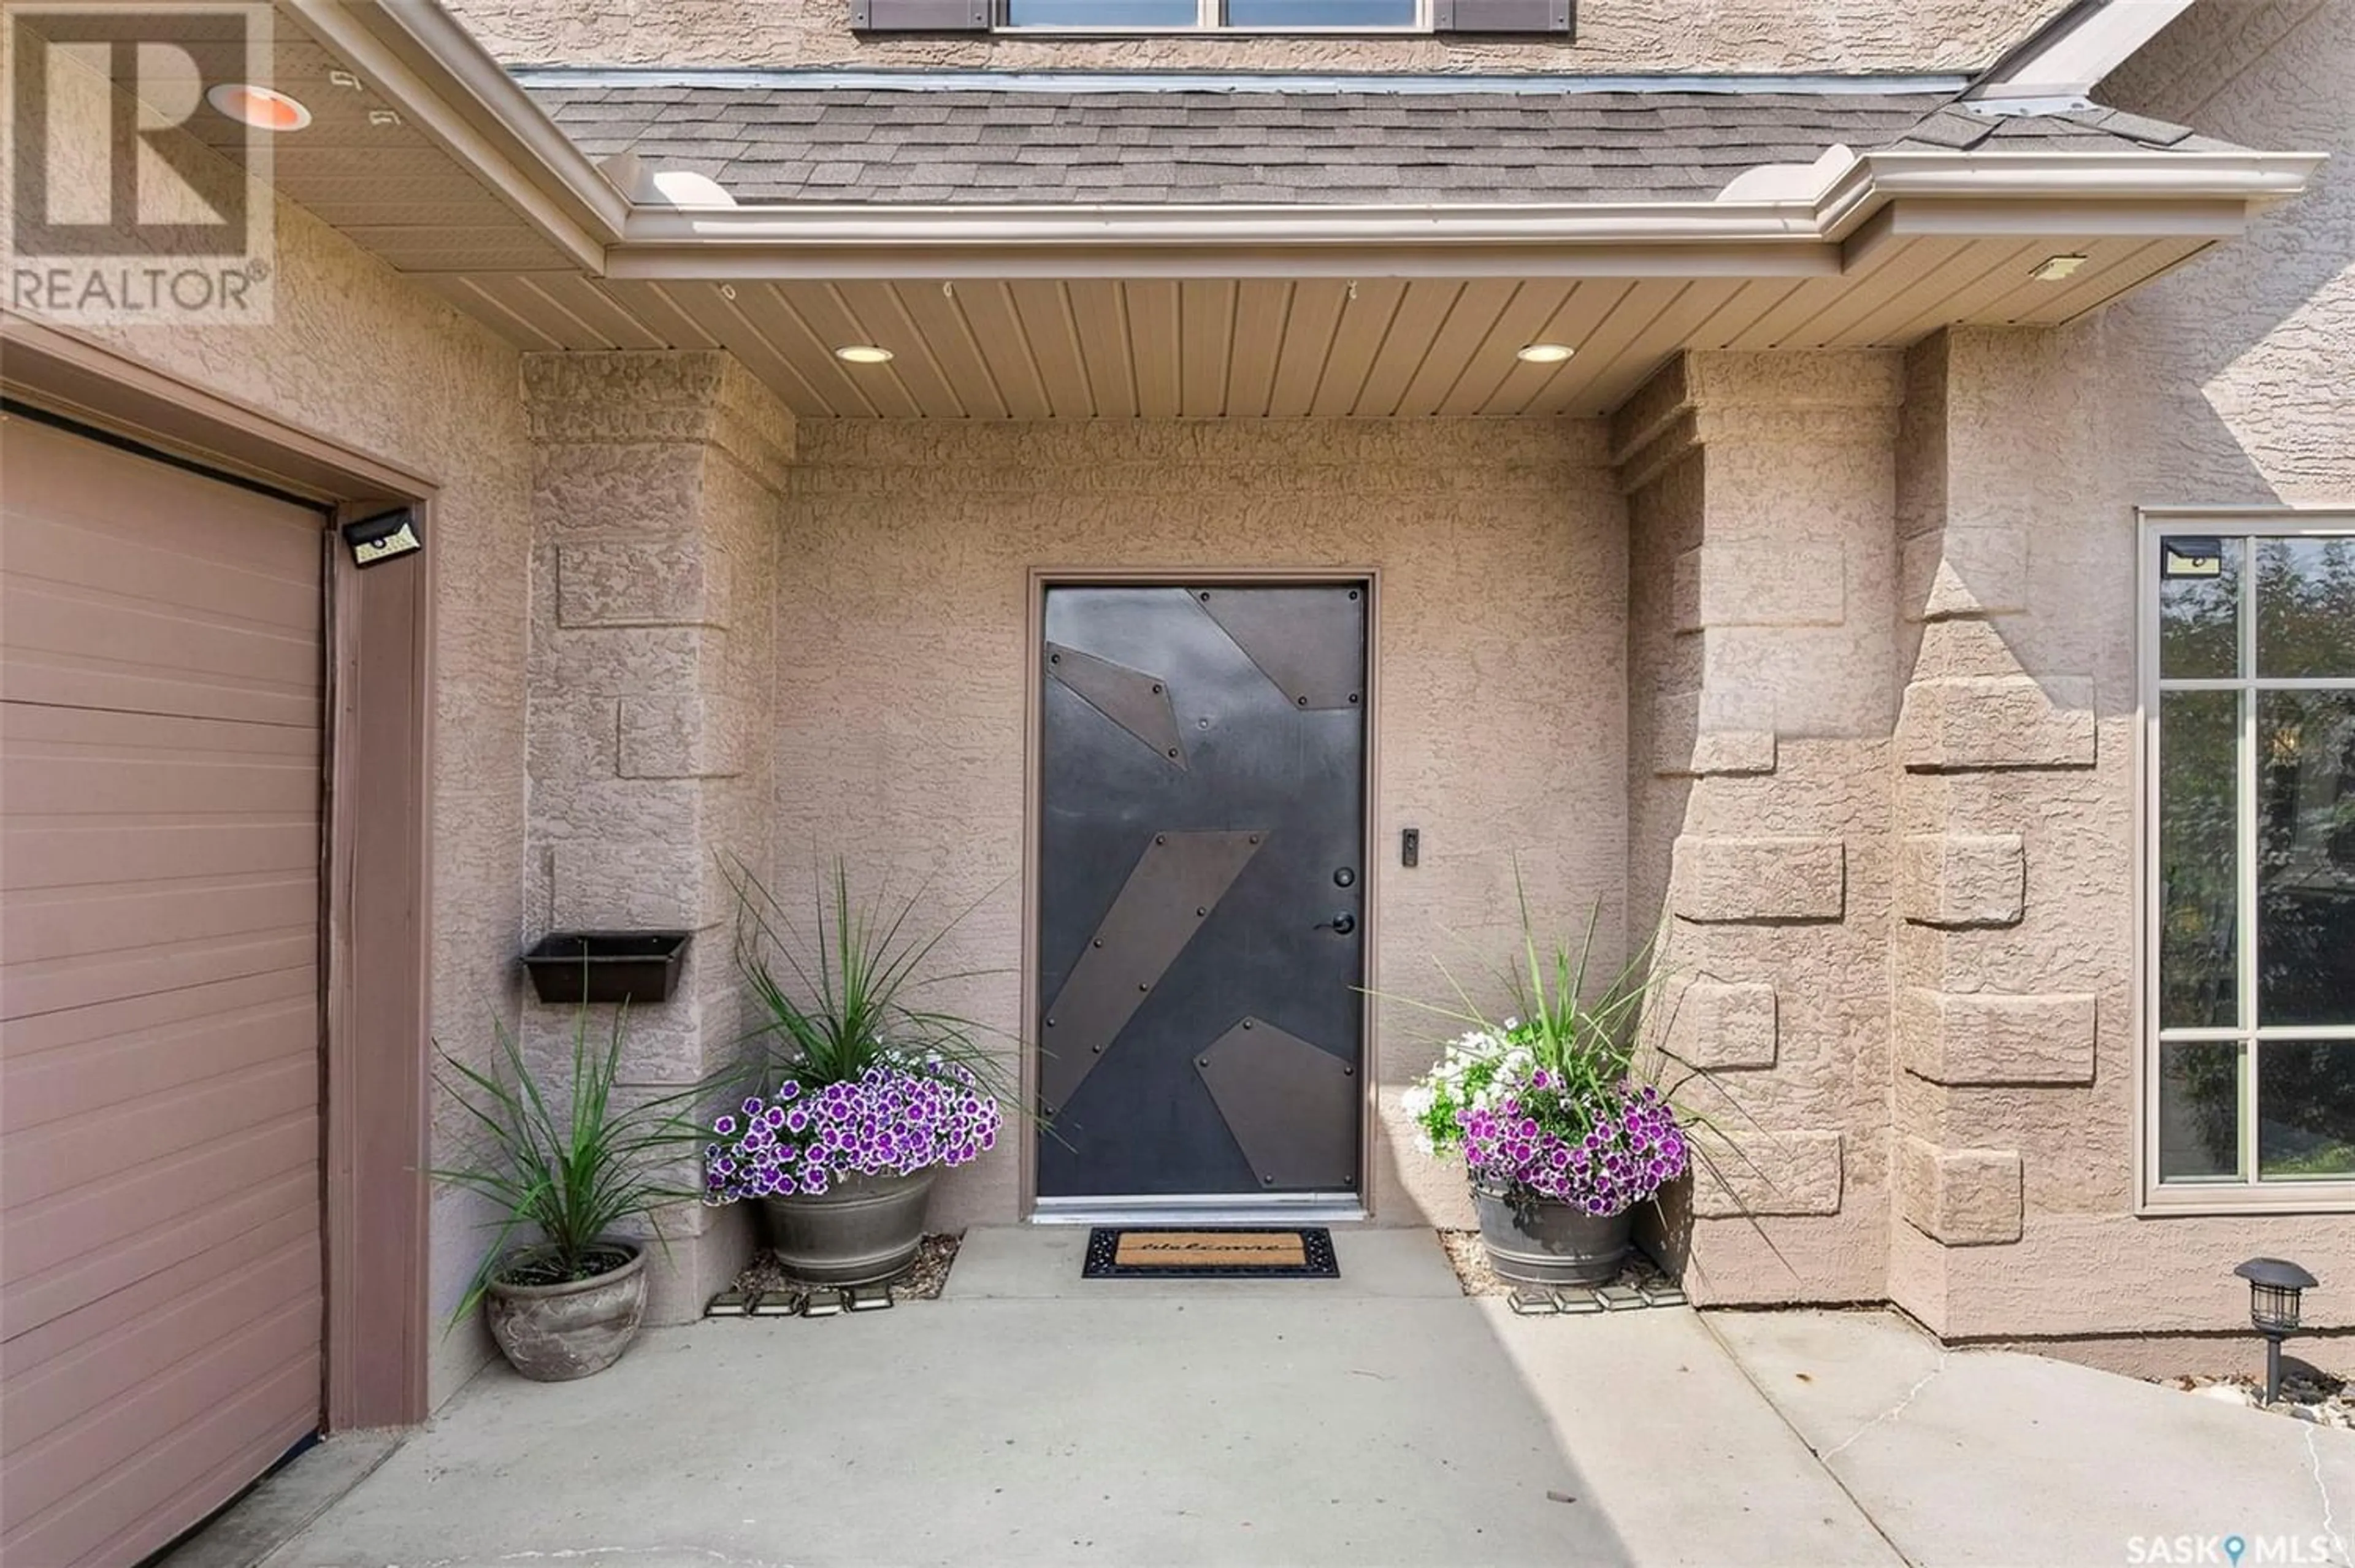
[2, 413, 326, 1568]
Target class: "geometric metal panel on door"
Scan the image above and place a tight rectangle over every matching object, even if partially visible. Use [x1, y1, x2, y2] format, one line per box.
[0, 413, 326, 1568]
[1037, 583, 1366, 1199]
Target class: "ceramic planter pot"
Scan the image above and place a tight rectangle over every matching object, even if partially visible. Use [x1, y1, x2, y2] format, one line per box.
[760, 1168, 938, 1284]
[1472, 1184, 1634, 1287]
[485, 1241, 646, 1382]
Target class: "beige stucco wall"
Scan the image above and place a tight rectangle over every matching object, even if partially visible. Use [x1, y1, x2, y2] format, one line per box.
[444, 0, 2063, 74]
[772, 419, 1628, 1228]
[1872, 0, 2355, 1351]
[1, 40, 537, 1409]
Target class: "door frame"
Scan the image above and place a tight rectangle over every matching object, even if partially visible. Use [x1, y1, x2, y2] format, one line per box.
[2, 312, 437, 1428]
[1020, 565, 1382, 1221]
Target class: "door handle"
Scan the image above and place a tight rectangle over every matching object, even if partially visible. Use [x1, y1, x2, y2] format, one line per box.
[1318, 912, 1357, 936]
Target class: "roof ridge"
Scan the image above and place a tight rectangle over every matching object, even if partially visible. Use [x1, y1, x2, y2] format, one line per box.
[511, 66, 1973, 98]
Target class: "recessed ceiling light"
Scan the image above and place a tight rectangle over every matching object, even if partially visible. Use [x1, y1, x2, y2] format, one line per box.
[834, 345, 895, 365]
[1516, 342, 1575, 364]
[2031, 254, 2088, 281]
[205, 83, 311, 132]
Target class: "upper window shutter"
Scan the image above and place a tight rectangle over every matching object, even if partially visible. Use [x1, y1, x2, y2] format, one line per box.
[1432, 0, 1573, 34]
[851, 0, 991, 31]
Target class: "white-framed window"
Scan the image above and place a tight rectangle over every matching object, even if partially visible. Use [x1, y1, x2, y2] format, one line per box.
[1003, 0, 1425, 31]
[2142, 513, 2355, 1210]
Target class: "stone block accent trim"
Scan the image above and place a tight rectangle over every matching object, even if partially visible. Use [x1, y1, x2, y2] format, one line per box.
[558, 540, 711, 629]
[1899, 675, 2096, 771]
[1666, 980, 1778, 1069]
[525, 350, 796, 485]
[1897, 1136, 2024, 1245]
[1897, 987, 2096, 1085]
[1902, 525, 2027, 622]
[1690, 541, 1847, 629]
[1672, 836, 1845, 924]
[1691, 1128, 1843, 1217]
[1897, 832, 2026, 928]
[1652, 690, 1777, 777]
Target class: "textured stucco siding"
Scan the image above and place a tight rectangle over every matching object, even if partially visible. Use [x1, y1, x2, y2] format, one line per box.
[773, 419, 1628, 1230]
[1880, 0, 2355, 1347]
[444, 0, 2064, 74]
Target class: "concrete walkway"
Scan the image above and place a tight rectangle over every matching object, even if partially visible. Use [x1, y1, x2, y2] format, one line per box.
[1712, 1310, 2355, 1568]
[224, 1232, 2349, 1568]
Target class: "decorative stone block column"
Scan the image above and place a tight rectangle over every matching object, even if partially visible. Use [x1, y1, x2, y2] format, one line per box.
[522, 351, 792, 1326]
[1887, 329, 2113, 1334]
[1612, 350, 1904, 1304]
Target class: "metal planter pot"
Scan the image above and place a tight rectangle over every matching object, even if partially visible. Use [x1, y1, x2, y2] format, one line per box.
[1472, 1185, 1634, 1287]
[760, 1168, 939, 1285]
[485, 1242, 646, 1382]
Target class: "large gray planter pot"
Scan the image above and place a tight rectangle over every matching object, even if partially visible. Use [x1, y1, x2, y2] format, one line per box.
[1472, 1185, 1634, 1287]
[760, 1168, 938, 1284]
[485, 1242, 646, 1382]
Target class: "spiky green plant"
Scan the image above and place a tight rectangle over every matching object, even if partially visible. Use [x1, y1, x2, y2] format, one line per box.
[725, 855, 1010, 1098]
[433, 1005, 710, 1321]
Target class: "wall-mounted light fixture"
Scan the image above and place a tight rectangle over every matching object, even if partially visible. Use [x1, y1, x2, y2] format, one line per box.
[340, 508, 422, 569]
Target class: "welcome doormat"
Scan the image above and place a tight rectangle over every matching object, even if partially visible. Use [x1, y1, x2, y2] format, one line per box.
[1081, 1226, 1339, 1279]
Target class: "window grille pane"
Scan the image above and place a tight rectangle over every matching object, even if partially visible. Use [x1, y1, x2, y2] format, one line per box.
[2256, 537, 2355, 678]
[1005, 0, 1197, 23]
[1227, 0, 1416, 22]
[2256, 690, 2355, 1027]
[2159, 537, 2240, 679]
[2158, 1040, 2241, 1180]
[2257, 1040, 2355, 1179]
[2159, 690, 2240, 1029]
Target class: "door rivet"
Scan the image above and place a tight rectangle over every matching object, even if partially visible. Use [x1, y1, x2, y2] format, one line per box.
[1348, 589, 1360, 600]
[1154, 833, 1166, 845]
[1137, 981, 1150, 992]
[1197, 1057, 1209, 1068]
[1349, 692, 1360, 705]
[1242, 1019, 1254, 1030]
[1167, 748, 1180, 759]
[1092, 1044, 1103, 1054]
[1046, 1015, 1058, 1027]
[1049, 652, 1060, 664]
[1262, 1176, 1275, 1186]
[1248, 834, 1260, 844]
[1343, 1065, 1355, 1076]
[1296, 694, 1310, 706]
[1090, 938, 1103, 948]
[1195, 906, 1208, 917]
[1151, 683, 1163, 694]
[1198, 717, 1210, 728]
[1198, 591, 1211, 601]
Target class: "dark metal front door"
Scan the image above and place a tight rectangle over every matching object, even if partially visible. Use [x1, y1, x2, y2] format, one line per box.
[1036, 583, 1367, 1199]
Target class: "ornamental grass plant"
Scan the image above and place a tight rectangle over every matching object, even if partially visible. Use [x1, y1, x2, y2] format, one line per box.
[1398, 870, 1694, 1218]
[710, 857, 1007, 1200]
[434, 1004, 707, 1318]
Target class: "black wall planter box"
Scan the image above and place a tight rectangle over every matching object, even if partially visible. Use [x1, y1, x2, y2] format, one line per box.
[521, 931, 691, 1005]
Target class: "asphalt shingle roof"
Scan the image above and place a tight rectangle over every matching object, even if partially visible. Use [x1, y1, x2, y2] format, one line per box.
[522, 81, 2239, 206]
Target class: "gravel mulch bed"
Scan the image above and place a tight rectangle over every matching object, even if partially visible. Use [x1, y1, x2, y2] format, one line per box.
[2161, 1369, 2355, 1429]
[732, 1232, 962, 1302]
[1436, 1228, 1682, 1301]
